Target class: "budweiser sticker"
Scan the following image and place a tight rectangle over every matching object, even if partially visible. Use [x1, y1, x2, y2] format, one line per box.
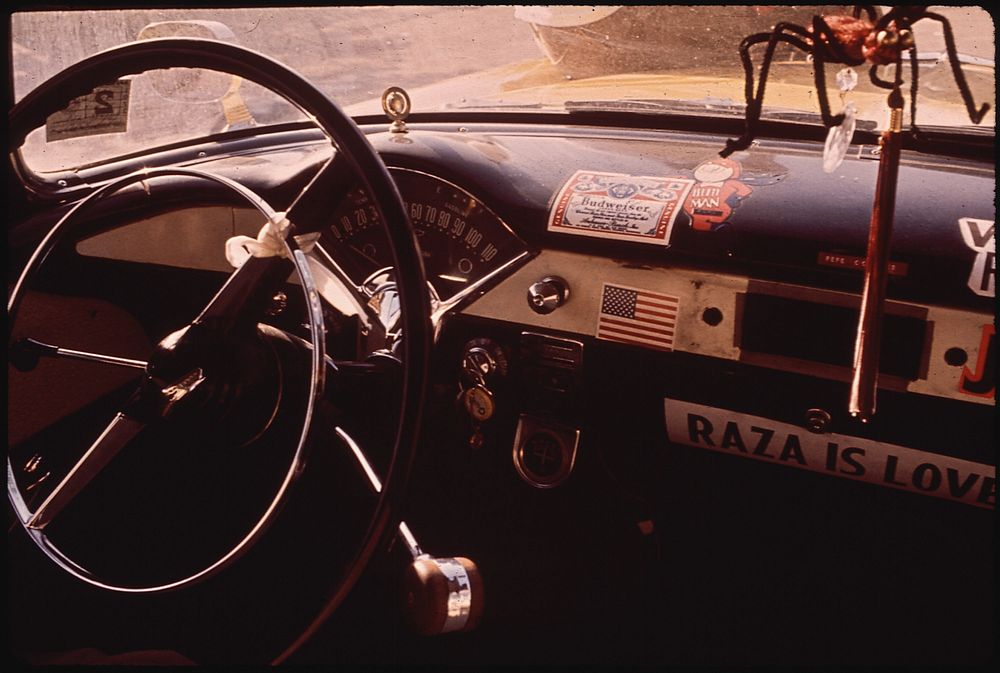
[548, 171, 694, 245]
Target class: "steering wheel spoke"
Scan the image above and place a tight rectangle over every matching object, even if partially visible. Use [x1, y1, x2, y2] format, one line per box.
[195, 254, 295, 329]
[10, 337, 148, 372]
[26, 412, 145, 531]
[284, 155, 359, 235]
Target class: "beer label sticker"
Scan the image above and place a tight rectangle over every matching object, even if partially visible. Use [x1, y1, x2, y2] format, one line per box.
[548, 170, 694, 245]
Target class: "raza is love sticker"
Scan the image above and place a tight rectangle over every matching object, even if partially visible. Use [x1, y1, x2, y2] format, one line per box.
[663, 398, 994, 509]
[547, 170, 695, 245]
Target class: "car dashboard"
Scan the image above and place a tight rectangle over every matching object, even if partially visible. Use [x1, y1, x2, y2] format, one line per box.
[7, 113, 995, 665]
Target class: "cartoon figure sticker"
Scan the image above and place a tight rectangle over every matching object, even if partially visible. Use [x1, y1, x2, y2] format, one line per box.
[548, 171, 695, 245]
[958, 217, 995, 297]
[682, 157, 753, 231]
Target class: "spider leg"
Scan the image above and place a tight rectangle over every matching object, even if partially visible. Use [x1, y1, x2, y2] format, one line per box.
[721, 23, 811, 157]
[854, 6, 879, 22]
[907, 46, 924, 137]
[923, 11, 991, 124]
[869, 63, 895, 90]
[873, 6, 902, 32]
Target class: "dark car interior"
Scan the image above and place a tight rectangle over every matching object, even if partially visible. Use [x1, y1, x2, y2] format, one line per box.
[6, 6, 995, 666]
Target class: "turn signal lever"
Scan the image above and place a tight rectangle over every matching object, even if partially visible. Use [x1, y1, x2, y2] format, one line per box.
[335, 427, 484, 635]
[398, 522, 485, 636]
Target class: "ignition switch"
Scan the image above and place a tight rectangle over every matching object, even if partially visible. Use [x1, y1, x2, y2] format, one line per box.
[459, 339, 508, 447]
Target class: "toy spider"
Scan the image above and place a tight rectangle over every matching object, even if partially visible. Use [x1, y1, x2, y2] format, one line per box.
[720, 5, 991, 157]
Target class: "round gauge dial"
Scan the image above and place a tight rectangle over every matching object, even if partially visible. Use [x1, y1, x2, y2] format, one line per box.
[320, 169, 527, 300]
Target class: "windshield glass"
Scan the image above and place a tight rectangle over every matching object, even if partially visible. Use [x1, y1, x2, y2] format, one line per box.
[11, 5, 995, 173]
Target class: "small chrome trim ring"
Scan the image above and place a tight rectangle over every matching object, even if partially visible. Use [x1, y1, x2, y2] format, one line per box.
[511, 414, 580, 489]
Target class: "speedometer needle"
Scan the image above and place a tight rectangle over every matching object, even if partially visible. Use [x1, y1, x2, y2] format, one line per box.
[438, 274, 468, 284]
[349, 244, 379, 265]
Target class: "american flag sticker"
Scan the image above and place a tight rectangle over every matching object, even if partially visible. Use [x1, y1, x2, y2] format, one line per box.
[596, 283, 680, 351]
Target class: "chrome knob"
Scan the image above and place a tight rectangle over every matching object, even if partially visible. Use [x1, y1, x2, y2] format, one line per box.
[526, 276, 569, 314]
[403, 556, 484, 636]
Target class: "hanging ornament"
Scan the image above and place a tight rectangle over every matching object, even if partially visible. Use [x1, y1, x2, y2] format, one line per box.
[823, 67, 859, 173]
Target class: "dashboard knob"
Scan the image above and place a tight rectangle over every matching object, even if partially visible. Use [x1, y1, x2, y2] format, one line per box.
[526, 276, 569, 314]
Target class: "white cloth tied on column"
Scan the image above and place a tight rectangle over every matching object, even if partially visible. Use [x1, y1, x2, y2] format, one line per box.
[224, 212, 321, 267]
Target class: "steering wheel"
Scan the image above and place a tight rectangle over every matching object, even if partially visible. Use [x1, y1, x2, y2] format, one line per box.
[7, 37, 431, 658]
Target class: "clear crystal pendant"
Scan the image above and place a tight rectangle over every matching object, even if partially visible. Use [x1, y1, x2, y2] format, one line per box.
[823, 67, 859, 173]
[835, 66, 858, 93]
[823, 103, 857, 173]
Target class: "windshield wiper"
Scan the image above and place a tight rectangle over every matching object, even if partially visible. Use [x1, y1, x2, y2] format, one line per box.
[564, 98, 880, 130]
[443, 100, 548, 111]
[566, 98, 744, 116]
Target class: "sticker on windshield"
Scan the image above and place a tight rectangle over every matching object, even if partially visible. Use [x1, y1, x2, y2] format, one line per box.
[663, 398, 995, 509]
[548, 171, 695, 245]
[45, 80, 131, 142]
[957, 217, 994, 297]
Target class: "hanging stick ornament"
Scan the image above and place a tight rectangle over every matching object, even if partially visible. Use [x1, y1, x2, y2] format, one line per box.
[849, 72, 905, 422]
[721, 6, 991, 421]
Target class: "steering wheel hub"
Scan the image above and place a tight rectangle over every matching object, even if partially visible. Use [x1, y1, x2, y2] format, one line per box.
[141, 321, 284, 446]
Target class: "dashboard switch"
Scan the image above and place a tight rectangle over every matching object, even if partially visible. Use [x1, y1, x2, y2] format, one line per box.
[527, 276, 569, 314]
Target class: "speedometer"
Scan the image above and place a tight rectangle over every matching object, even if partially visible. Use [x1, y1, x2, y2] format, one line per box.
[319, 169, 529, 300]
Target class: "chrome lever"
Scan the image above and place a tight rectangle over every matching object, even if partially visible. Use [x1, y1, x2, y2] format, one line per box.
[334, 426, 484, 634]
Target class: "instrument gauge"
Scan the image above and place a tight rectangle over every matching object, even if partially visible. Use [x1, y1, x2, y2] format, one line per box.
[320, 169, 528, 301]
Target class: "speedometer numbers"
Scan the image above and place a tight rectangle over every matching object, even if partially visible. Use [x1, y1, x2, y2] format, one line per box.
[320, 169, 527, 301]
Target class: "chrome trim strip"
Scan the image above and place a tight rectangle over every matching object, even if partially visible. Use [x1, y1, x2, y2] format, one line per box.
[55, 346, 147, 370]
[334, 428, 426, 560]
[397, 521, 425, 560]
[335, 426, 382, 494]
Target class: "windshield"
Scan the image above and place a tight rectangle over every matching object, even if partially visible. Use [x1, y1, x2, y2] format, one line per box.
[11, 5, 995, 173]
